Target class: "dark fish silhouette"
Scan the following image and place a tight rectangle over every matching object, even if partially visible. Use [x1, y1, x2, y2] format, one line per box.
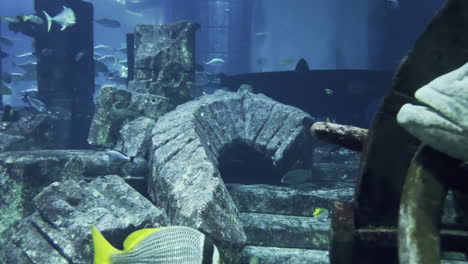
[95, 18, 121, 28]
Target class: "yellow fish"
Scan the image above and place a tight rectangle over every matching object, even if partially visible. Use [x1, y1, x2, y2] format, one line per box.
[313, 208, 326, 218]
[92, 225, 223, 264]
[279, 58, 295, 66]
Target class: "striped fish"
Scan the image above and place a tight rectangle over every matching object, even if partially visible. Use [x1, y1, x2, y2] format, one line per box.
[92, 225, 223, 264]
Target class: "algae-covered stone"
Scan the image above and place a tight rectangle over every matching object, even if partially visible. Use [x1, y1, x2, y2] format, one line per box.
[0, 175, 167, 264]
[149, 91, 314, 259]
[133, 21, 200, 105]
[0, 110, 71, 151]
[114, 116, 156, 159]
[88, 85, 172, 148]
[240, 213, 329, 250]
[241, 246, 329, 264]
[0, 149, 153, 242]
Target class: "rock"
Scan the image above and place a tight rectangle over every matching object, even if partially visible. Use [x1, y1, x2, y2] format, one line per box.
[311, 121, 368, 152]
[227, 184, 353, 216]
[241, 246, 329, 264]
[0, 110, 70, 150]
[0, 165, 26, 249]
[196, 71, 222, 94]
[149, 90, 314, 254]
[397, 61, 468, 162]
[88, 85, 172, 148]
[0, 132, 24, 151]
[0, 150, 139, 178]
[114, 116, 156, 159]
[0, 149, 151, 241]
[127, 80, 152, 93]
[61, 156, 85, 181]
[133, 21, 200, 105]
[240, 213, 329, 250]
[120, 157, 149, 178]
[0, 175, 167, 264]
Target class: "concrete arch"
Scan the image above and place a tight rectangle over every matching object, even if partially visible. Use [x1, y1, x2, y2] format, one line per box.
[149, 90, 314, 246]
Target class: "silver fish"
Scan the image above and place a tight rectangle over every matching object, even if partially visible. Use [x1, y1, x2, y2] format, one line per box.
[75, 51, 85, 62]
[116, 47, 127, 53]
[14, 60, 37, 71]
[94, 44, 114, 52]
[16, 52, 34, 58]
[105, 149, 131, 166]
[43, 6, 76, 32]
[97, 54, 119, 65]
[26, 96, 47, 112]
[204, 58, 225, 65]
[281, 169, 313, 185]
[0, 16, 21, 23]
[23, 15, 44, 25]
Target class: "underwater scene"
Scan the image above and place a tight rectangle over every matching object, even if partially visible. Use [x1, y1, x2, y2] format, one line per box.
[0, 0, 467, 263]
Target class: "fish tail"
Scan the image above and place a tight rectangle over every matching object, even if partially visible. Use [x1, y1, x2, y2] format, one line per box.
[42, 10, 53, 32]
[91, 225, 121, 264]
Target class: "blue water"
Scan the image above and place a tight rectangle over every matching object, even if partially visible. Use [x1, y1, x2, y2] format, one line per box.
[0, 0, 444, 123]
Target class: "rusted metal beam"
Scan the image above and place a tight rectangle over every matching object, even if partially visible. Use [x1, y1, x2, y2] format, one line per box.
[357, 228, 468, 250]
[398, 146, 450, 264]
[330, 199, 468, 264]
[329, 201, 355, 264]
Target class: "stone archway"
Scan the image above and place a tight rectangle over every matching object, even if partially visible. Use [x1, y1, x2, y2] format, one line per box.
[149, 90, 314, 247]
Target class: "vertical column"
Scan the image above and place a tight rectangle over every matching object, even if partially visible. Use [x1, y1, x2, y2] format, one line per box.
[126, 33, 134, 83]
[198, 0, 230, 74]
[129, 21, 198, 106]
[164, 0, 199, 23]
[34, 0, 94, 148]
[335, 0, 370, 69]
[367, 0, 388, 70]
[249, 0, 267, 73]
[227, 0, 252, 74]
[0, 20, 3, 109]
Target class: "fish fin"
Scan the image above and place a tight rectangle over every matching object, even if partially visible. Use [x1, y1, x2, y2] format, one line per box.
[60, 25, 67, 31]
[122, 227, 164, 252]
[91, 225, 121, 264]
[42, 10, 53, 32]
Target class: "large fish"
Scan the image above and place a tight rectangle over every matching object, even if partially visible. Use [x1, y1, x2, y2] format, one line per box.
[92, 225, 223, 264]
[397, 61, 468, 162]
[43, 6, 76, 32]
